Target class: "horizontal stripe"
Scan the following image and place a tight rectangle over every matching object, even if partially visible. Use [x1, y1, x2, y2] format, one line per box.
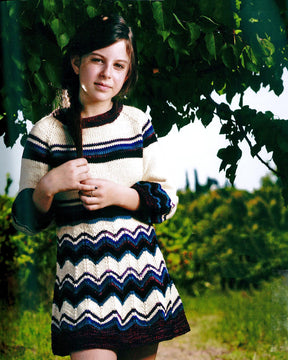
[55, 205, 133, 227]
[58, 223, 154, 246]
[52, 286, 182, 328]
[56, 260, 167, 290]
[56, 246, 163, 283]
[53, 269, 171, 308]
[23, 137, 51, 164]
[142, 120, 157, 148]
[56, 230, 158, 267]
[51, 307, 190, 356]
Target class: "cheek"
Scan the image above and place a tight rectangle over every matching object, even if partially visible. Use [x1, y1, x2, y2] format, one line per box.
[79, 68, 94, 84]
[116, 72, 129, 88]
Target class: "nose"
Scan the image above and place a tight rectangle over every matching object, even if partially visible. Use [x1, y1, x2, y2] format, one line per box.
[100, 63, 112, 79]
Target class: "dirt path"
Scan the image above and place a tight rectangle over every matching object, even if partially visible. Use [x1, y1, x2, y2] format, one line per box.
[157, 339, 230, 360]
[156, 320, 230, 360]
[157, 342, 230, 360]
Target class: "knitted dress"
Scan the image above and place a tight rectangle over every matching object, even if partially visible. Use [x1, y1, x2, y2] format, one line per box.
[12, 103, 190, 356]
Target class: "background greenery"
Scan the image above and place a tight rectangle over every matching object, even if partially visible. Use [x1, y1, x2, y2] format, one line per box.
[2, 0, 288, 200]
[1, 174, 288, 306]
[1, 175, 288, 358]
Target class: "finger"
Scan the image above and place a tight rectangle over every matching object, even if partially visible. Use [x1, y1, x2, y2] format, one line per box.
[82, 203, 100, 211]
[81, 185, 98, 194]
[75, 157, 89, 166]
[81, 178, 103, 188]
[67, 157, 88, 167]
[78, 172, 91, 183]
[79, 184, 96, 192]
[79, 191, 99, 201]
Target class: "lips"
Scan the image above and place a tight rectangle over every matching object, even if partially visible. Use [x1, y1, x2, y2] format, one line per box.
[95, 82, 112, 90]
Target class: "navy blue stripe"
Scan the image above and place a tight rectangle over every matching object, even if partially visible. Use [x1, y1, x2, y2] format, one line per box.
[23, 139, 50, 163]
[53, 270, 171, 308]
[55, 205, 133, 227]
[52, 292, 181, 330]
[56, 233, 158, 267]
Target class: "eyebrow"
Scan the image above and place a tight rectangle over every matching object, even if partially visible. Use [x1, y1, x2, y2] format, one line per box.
[90, 52, 129, 63]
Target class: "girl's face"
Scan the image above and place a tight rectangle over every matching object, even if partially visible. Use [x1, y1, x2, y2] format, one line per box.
[71, 40, 130, 112]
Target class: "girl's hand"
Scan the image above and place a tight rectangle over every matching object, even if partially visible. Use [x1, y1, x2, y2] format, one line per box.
[79, 178, 140, 212]
[43, 158, 94, 195]
[33, 158, 95, 213]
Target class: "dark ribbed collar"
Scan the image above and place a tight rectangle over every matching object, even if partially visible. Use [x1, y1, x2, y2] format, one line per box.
[82, 102, 123, 128]
[53, 102, 123, 128]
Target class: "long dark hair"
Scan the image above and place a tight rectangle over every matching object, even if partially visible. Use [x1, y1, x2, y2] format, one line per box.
[61, 14, 138, 157]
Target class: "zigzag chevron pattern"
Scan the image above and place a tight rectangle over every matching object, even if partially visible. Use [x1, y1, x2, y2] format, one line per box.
[58, 223, 154, 246]
[56, 248, 165, 282]
[52, 285, 182, 329]
[56, 227, 158, 266]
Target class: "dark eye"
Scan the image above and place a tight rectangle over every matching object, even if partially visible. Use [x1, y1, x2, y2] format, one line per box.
[91, 58, 103, 63]
[115, 63, 125, 70]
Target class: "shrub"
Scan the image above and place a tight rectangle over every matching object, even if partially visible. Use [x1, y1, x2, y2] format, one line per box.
[157, 176, 288, 294]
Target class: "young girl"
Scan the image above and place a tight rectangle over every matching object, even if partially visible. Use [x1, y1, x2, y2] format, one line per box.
[12, 15, 190, 360]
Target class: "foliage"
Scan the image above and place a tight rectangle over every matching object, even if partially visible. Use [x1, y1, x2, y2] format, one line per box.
[1, 175, 288, 305]
[0, 195, 17, 301]
[1, 175, 287, 307]
[157, 175, 288, 295]
[0, 194, 57, 306]
[1, 1, 288, 199]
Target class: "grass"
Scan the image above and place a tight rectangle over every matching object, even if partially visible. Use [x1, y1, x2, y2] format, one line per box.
[1, 279, 288, 359]
[0, 304, 68, 360]
[177, 278, 288, 359]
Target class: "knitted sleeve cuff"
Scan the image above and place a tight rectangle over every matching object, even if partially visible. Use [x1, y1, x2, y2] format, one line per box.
[131, 181, 173, 224]
[12, 188, 54, 235]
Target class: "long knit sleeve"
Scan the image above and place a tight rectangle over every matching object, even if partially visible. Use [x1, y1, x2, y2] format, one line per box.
[12, 115, 57, 235]
[12, 188, 54, 235]
[131, 115, 178, 224]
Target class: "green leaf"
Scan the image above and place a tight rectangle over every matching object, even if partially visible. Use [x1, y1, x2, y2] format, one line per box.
[240, 47, 259, 72]
[196, 99, 215, 127]
[233, 12, 241, 28]
[217, 103, 232, 120]
[33, 73, 47, 96]
[152, 2, 165, 31]
[8, 3, 16, 17]
[43, 61, 61, 87]
[235, 0, 241, 11]
[168, 37, 178, 51]
[11, 56, 26, 71]
[226, 164, 238, 184]
[43, 0, 57, 12]
[221, 44, 237, 69]
[50, 18, 61, 36]
[217, 145, 242, 167]
[58, 33, 70, 50]
[87, 5, 97, 18]
[173, 13, 186, 30]
[265, 56, 274, 68]
[220, 123, 232, 135]
[152, 2, 170, 41]
[199, 15, 218, 32]
[159, 30, 171, 42]
[28, 56, 41, 73]
[251, 144, 262, 157]
[187, 22, 201, 46]
[205, 33, 216, 60]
